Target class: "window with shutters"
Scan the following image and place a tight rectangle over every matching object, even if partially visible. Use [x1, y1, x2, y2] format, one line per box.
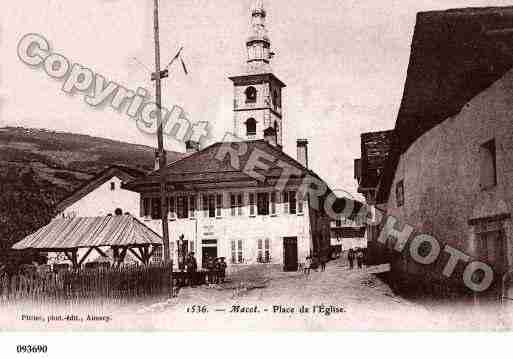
[189, 196, 196, 218]
[297, 192, 304, 214]
[270, 192, 277, 215]
[257, 239, 271, 263]
[168, 196, 176, 220]
[151, 198, 161, 219]
[231, 193, 244, 216]
[143, 198, 151, 218]
[237, 240, 243, 263]
[231, 240, 236, 264]
[202, 195, 208, 217]
[264, 239, 270, 263]
[249, 193, 256, 216]
[237, 194, 243, 216]
[396, 180, 404, 207]
[289, 191, 297, 215]
[257, 192, 269, 215]
[177, 196, 189, 219]
[231, 240, 244, 264]
[283, 191, 289, 214]
[216, 194, 223, 217]
[231, 194, 236, 216]
[480, 139, 497, 190]
[208, 195, 216, 218]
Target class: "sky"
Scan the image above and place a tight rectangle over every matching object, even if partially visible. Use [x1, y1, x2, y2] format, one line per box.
[1, 0, 512, 198]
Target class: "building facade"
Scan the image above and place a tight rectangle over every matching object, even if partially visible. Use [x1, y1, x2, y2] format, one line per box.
[359, 7, 513, 298]
[55, 166, 146, 219]
[330, 215, 367, 253]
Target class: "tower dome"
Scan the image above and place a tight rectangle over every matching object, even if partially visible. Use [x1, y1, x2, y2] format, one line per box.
[246, 0, 273, 72]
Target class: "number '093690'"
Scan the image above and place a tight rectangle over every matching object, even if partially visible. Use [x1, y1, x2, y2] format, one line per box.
[16, 345, 48, 354]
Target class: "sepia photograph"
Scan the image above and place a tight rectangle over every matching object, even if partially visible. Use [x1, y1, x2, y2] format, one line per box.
[1, 0, 513, 346]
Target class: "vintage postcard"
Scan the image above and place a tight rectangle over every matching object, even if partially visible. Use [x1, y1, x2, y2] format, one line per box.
[1, 0, 513, 338]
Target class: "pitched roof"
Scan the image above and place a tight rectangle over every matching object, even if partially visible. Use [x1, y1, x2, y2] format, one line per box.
[396, 6, 513, 152]
[377, 5, 513, 203]
[124, 140, 325, 190]
[55, 166, 147, 213]
[358, 130, 395, 190]
[12, 215, 162, 250]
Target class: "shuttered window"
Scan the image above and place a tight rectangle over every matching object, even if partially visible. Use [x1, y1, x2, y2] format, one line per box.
[231, 240, 244, 264]
[249, 193, 256, 216]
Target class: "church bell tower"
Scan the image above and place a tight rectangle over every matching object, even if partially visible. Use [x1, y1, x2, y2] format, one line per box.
[229, 0, 286, 147]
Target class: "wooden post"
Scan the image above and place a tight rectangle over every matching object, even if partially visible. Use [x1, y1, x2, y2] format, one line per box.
[78, 247, 95, 267]
[71, 249, 78, 270]
[153, 0, 171, 265]
[129, 247, 144, 264]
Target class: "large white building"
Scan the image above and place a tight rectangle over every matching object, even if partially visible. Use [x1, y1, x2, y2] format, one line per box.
[123, 0, 334, 271]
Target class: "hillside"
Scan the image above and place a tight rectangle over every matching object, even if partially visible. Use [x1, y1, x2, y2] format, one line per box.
[0, 127, 185, 245]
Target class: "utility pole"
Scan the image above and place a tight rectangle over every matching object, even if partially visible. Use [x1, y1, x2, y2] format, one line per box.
[153, 0, 171, 264]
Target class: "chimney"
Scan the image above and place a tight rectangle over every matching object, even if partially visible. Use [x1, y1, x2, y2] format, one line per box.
[154, 150, 160, 171]
[264, 127, 277, 147]
[185, 140, 200, 153]
[297, 139, 309, 168]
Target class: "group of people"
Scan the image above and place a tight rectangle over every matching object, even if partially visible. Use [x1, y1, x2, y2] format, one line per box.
[347, 247, 366, 269]
[204, 255, 227, 287]
[184, 253, 227, 287]
[302, 251, 329, 278]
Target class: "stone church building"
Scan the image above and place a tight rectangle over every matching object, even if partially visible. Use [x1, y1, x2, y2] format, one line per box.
[124, 0, 333, 271]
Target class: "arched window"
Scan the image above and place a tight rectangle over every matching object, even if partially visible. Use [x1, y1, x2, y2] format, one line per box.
[246, 118, 257, 136]
[245, 86, 257, 103]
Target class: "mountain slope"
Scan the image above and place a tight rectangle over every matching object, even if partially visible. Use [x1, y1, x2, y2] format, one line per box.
[0, 127, 185, 244]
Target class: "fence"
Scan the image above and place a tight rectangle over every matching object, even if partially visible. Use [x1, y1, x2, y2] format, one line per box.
[0, 263, 174, 305]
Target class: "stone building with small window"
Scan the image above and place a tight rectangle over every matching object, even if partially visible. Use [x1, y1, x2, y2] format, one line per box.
[356, 6, 513, 297]
[123, 0, 333, 271]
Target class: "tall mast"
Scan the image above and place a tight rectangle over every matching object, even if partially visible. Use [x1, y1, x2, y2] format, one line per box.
[153, 0, 171, 264]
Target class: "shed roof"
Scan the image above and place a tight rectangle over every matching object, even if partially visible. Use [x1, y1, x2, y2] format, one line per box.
[12, 215, 162, 250]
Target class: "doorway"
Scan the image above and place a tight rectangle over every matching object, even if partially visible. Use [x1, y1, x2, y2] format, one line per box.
[202, 239, 218, 268]
[475, 223, 507, 301]
[283, 237, 298, 271]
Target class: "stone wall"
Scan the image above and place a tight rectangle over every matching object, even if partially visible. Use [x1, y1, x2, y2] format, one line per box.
[384, 68, 513, 283]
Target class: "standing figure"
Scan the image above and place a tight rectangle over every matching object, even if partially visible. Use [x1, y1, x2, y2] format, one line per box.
[356, 248, 364, 269]
[218, 257, 227, 283]
[320, 252, 327, 272]
[214, 258, 222, 284]
[304, 256, 312, 278]
[348, 248, 355, 269]
[206, 256, 214, 287]
[186, 252, 198, 287]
